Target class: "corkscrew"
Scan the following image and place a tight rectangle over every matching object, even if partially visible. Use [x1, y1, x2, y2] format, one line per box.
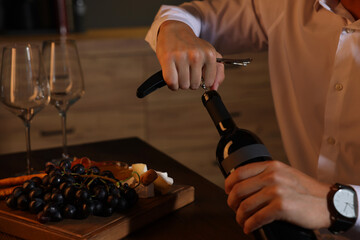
[136, 58, 252, 98]
[200, 82, 209, 92]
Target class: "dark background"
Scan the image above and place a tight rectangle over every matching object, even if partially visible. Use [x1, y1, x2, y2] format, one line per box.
[86, 0, 187, 28]
[0, 0, 188, 35]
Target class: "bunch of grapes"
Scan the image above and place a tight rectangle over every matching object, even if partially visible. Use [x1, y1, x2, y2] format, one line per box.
[5, 160, 139, 223]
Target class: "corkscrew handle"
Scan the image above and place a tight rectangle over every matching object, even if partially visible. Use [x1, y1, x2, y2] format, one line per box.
[136, 58, 252, 98]
[136, 70, 165, 98]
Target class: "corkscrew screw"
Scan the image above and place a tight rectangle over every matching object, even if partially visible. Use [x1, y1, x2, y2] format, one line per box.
[136, 58, 252, 98]
[200, 82, 209, 92]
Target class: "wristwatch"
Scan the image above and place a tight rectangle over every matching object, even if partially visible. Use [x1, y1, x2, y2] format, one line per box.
[327, 183, 358, 234]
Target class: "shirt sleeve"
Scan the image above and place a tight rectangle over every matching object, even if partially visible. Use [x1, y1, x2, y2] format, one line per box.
[145, 0, 270, 54]
[145, 5, 202, 51]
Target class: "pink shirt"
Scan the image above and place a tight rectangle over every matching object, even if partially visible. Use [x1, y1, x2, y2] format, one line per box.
[145, 0, 360, 238]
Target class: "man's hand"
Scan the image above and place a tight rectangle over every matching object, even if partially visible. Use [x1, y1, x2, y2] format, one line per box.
[156, 20, 225, 90]
[225, 161, 332, 234]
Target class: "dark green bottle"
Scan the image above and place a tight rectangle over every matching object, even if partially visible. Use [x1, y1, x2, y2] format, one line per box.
[202, 90, 317, 240]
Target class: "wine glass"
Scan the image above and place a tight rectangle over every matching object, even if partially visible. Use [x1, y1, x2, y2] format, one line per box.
[0, 43, 50, 175]
[42, 39, 85, 162]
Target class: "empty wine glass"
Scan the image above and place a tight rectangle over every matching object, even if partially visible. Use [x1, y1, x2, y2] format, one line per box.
[0, 43, 50, 175]
[42, 39, 85, 162]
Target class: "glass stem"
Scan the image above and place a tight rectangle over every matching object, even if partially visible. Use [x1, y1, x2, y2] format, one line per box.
[60, 111, 69, 159]
[24, 120, 31, 175]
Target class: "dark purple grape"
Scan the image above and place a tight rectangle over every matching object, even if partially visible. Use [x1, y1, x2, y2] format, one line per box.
[37, 211, 51, 224]
[31, 177, 43, 186]
[64, 185, 77, 201]
[23, 180, 36, 193]
[12, 187, 24, 199]
[116, 197, 130, 213]
[125, 188, 138, 207]
[88, 166, 100, 175]
[6, 195, 17, 209]
[92, 186, 107, 201]
[59, 159, 72, 170]
[85, 200, 96, 215]
[109, 186, 120, 197]
[44, 163, 56, 174]
[43, 203, 58, 217]
[92, 200, 103, 216]
[43, 192, 52, 203]
[75, 188, 90, 202]
[51, 192, 64, 205]
[42, 175, 50, 186]
[49, 174, 62, 188]
[59, 182, 69, 193]
[88, 178, 104, 191]
[62, 204, 77, 218]
[48, 168, 62, 177]
[62, 174, 76, 184]
[51, 211, 62, 222]
[17, 195, 29, 210]
[73, 175, 84, 184]
[106, 195, 119, 209]
[52, 188, 61, 194]
[29, 198, 45, 214]
[76, 203, 91, 219]
[29, 187, 43, 199]
[119, 189, 126, 198]
[72, 164, 85, 174]
[101, 206, 114, 217]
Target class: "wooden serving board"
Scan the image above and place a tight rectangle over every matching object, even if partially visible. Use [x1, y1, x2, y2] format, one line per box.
[0, 185, 195, 240]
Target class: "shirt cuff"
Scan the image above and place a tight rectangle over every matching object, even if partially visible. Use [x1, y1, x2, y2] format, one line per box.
[145, 5, 201, 51]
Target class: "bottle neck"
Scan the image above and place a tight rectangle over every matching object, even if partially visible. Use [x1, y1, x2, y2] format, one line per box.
[202, 90, 237, 136]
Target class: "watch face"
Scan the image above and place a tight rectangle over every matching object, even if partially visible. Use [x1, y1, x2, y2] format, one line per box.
[333, 188, 356, 218]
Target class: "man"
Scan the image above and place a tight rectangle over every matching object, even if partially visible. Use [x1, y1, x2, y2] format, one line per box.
[145, 0, 360, 238]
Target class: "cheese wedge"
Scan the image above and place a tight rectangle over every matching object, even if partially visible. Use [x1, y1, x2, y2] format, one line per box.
[153, 171, 173, 195]
[131, 163, 148, 175]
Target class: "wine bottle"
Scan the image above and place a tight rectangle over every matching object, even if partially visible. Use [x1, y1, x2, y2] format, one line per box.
[202, 90, 317, 240]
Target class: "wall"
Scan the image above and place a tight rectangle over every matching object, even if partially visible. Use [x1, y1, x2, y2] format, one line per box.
[85, 0, 188, 28]
[0, 0, 188, 34]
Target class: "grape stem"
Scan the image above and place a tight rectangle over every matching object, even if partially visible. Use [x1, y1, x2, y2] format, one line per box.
[79, 171, 141, 190]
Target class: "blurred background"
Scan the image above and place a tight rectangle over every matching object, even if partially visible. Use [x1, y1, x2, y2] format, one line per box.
[0, 0, 285, 188]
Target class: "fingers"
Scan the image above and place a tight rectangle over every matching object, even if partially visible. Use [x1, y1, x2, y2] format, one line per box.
[155, 21, 224, 90]
[201, 50, 217, 89]
[227, 177, 264, 211]
[211, 52, 225, 90]
[234, 186, 274, 230]
[177, 60, 191, 90]
[241, 199, 282, 234]
[225, 161, 269, 194]
[162, 48, 219, 91]
[188, 51, 204, 90]
[226, 160, 332, 233]
[161, 61, 179, 90]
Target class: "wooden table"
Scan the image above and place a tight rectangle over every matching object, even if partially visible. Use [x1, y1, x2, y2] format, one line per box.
[0, 137, 253, 240]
